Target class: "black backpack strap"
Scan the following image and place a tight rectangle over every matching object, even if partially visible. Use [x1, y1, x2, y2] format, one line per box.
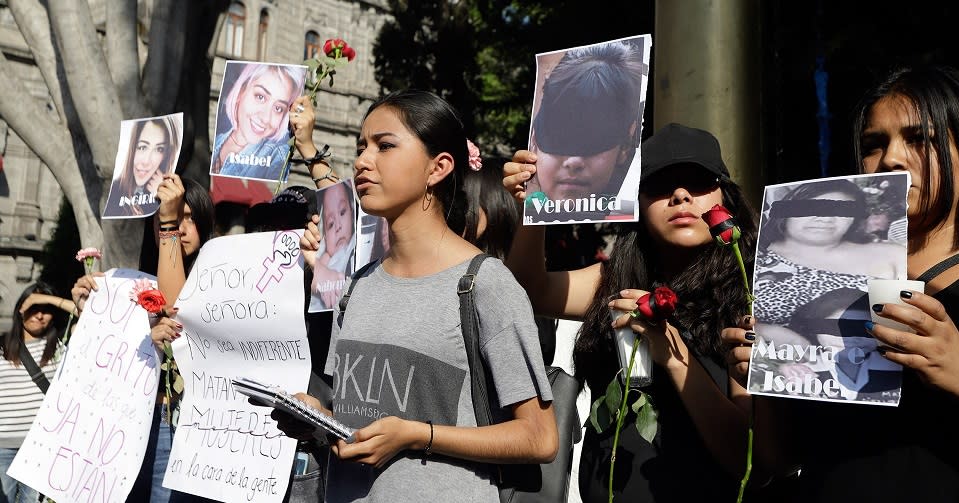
[336, 260, 378, 328]
[917, 253, 959, 283]
[19, 343, 49, 394]
[457, 254, 494, 427]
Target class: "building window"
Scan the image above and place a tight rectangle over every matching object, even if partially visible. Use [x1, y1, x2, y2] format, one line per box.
[257, 9, 269, 60]
[221, 1, 246, 57]
[304, 30, 320, 60]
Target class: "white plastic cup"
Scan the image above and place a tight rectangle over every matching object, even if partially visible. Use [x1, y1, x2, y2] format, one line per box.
[867, 279, 925, 335]
[610, 307, 653, 387]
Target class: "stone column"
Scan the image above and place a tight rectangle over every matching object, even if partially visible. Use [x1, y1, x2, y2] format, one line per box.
[654, 0, 763, 205]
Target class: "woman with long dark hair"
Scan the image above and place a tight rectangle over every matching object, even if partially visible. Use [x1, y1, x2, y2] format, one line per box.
[505, 123, 756, 501]
[71, 175, 215, 503]
[290, 90, 557, 502]
[725, 66, 959, 502]
[105, 116, 181, 217]
[0, 282, 74, 503]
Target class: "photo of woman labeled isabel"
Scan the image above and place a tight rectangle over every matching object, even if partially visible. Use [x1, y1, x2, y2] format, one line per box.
[210, 61, 307, 181]
[103, 113, 183, 219]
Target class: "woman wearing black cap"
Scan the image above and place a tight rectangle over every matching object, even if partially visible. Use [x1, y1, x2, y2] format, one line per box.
[504, 123, 757, 501]
[526, 40, 645, 222]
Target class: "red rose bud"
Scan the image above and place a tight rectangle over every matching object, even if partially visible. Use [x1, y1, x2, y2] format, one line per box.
[324, 38, 353, 59]
[702, 204, 741, 246]
[633, 286, 678, 323]
[137, 289, 168, 315]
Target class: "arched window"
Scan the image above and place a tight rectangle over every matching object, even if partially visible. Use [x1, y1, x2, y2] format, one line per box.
[257, 9, 269, 60]
[304, 30, 321, 60]
[221, 1, 246, 57]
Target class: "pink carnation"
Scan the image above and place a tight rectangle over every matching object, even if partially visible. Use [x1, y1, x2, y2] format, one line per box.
[129, 278, 155, 302]
[75, 247, 102, 262]
[466, 139, 482, 171]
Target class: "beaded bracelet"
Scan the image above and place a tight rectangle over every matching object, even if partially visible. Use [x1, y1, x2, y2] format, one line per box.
[159, 230, 182, 267]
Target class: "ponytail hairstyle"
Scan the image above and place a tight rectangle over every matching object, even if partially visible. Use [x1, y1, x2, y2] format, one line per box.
[364, 90, 470, 235]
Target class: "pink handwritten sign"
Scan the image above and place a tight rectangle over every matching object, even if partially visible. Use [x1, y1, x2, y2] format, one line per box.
[8, 270, 160, 503]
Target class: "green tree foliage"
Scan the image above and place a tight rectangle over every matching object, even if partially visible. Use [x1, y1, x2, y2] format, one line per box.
[37, 198, 84, 297]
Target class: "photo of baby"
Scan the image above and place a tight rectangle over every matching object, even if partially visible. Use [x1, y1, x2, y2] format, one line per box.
[308, 180, 357, 312]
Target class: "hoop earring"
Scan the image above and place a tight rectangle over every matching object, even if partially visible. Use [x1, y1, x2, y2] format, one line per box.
[422, 183, 434, 211]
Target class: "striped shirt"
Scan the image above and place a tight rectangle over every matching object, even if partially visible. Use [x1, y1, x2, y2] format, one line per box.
[0, 338, 58, 448]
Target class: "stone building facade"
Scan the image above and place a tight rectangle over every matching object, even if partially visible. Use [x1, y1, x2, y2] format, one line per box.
[0, 0, 390, 331]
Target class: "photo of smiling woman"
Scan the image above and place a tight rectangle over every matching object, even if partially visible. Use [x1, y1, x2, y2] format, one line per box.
[524, 34, 651, 225]
[309, 180, 357, 312]
[103, 113, 183, 219]
[210, 61, 307, 181]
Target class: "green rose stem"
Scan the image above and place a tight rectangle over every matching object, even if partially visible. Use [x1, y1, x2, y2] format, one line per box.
[274, 46, 345, 195]
[164, 342, 173, 423]
[731, 239, 754, 503]
[607, 331, 641, 503]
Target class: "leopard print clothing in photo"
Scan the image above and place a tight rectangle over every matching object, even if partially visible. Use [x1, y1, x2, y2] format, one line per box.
[754, 250, 870, 325]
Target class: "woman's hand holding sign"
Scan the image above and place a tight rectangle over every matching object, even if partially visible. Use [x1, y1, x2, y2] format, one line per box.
[868, 289, 959, 397]
[503, 150, 537, 202]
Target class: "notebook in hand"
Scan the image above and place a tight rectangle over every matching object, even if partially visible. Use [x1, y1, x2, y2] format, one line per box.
[232, 377, 356, 442]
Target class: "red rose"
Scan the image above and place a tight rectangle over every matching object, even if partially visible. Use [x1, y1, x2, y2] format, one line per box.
[137, 289, 167, 315]
[343, 46, 356, 62]
[701, 204, 741, 246]
[633, 286, 678, 322]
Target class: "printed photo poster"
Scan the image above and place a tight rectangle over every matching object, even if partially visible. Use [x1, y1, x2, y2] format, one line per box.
[103, 113, 184, 219]
[210, 61, 307, 182]
[308, 180, 357, 313]
[523, 34, 652, 225]
[8, 269, 160, 503]
[746, 172, 910, 405]
[354, 210, 389, 271]
[163, 231, 310, 502]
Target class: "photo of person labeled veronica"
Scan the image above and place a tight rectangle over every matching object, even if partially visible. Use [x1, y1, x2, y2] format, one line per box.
[103, 113, 183, 219]
[523, 34, 651, 225]
[210, 61, 307, 182]
[308, 180, 357, 312]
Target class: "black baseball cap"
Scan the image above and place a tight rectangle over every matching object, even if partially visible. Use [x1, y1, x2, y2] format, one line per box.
[640, 123, 729, 181]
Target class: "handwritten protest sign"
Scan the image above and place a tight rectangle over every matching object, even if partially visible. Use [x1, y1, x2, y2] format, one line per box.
[163, 231, 309, 502]
[8, 269, 160, 503]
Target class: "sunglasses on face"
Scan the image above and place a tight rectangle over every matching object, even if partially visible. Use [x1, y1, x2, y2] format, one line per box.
[639, 169, 720, 198]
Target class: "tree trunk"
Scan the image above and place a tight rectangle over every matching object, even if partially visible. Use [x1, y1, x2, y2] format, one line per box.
[47, 0, 123, 174]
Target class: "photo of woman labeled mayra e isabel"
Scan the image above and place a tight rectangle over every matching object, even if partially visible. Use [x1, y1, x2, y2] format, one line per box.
[210, 61, 307, 181]
[103, 113, 183, 219]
